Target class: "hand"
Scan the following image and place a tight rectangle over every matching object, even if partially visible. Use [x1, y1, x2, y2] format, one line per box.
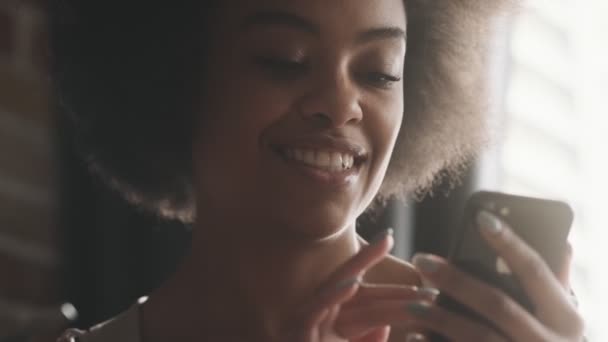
[283, 230, 432, 342]
[406, 210, 585, 342]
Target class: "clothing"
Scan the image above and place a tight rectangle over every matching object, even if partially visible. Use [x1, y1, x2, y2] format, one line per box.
[57, 303, 141, 342]
[57, 292, 586, 341]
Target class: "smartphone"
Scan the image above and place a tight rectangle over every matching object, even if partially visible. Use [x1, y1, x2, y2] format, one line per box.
[431, 191, 573, 341]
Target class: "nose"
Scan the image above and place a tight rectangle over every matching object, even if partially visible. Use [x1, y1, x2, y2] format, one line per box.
[298, 70, 363, 128]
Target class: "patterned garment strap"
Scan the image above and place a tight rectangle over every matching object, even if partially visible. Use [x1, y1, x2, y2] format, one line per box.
[57, 328, 86, 342]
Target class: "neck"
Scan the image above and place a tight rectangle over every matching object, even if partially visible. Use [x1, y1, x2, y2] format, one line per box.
[142, 213, 362, 341]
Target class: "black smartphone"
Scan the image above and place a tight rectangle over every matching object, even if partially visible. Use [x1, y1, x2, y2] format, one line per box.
[430, 191, 574, 341]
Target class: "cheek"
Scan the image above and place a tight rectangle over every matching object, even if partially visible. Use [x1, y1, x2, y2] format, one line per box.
[360, 94, 403, 199]
[193, 71, 294, 194]
[368, 93, 404, 163]
[204, 64, 294, 138]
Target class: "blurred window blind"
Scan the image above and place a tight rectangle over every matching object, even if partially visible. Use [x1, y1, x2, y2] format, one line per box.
[485, 1, 608, 340]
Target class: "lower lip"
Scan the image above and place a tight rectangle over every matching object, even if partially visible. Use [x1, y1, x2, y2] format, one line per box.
[276, 152, 360, 187]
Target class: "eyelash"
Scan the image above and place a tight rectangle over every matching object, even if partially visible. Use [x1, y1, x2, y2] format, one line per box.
[254, 56, 308, 80]
[361, 72, 402, 89]
[254, 56, 401, 89]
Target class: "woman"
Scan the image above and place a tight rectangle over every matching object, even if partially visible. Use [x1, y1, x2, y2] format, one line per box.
[53, 0, 585, 341]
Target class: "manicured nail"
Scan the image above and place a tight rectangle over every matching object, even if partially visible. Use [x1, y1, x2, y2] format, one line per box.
[334, 276, 361, 291]
[405, 301, 432, 317]
[412, 254, 439, 274]
[477, 210, 504, 235]
[370, 228, 394, 245]
[417, 287, 440, 298]
[406, 333, 426, 342]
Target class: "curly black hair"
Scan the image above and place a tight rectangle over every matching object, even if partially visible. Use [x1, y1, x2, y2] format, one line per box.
[50, 0, 516, 222]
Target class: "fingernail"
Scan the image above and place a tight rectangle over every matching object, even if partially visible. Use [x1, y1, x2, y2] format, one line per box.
[412, 254, 439, 274]
[406, 333, 426, 342]
[405, 301, 431, 317]
[417, 287, 440, 298]
[370, 228, 394, 245]
[477, 210, 504, 235]
[334, 276, 361, 291]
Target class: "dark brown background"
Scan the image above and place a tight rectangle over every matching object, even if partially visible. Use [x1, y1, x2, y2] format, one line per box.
[0, 0, 58, 306]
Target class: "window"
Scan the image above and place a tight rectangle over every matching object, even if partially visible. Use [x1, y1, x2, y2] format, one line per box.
[484, 1, 608, 340]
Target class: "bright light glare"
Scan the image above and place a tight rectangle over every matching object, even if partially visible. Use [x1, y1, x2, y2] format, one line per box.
[495, 1, 608, 340]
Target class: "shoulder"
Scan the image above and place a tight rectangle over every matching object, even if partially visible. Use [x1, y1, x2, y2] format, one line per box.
[57, 303, 141, 342]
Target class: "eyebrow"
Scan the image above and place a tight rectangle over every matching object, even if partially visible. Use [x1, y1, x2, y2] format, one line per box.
[241, 10, 406, 44]
[240, 11, 319, 36]
[356, 27, 406, 45]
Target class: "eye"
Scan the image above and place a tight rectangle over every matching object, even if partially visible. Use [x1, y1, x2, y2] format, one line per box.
[253, 56, 308, 81]
[361, 71, 402, 89]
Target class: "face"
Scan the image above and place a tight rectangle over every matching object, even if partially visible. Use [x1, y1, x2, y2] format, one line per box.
[193, 0, 406, 239]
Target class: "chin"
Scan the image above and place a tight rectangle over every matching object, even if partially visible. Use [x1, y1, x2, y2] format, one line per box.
[272, 200, 359, 241]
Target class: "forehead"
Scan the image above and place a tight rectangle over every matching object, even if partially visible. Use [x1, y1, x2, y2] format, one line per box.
[217, 0, 407, 33]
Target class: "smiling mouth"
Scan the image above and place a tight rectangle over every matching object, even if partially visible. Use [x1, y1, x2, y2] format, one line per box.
[274, 146, 366, 173]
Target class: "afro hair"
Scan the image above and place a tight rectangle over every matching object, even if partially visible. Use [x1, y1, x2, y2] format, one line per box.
[50, 0, 518, 222]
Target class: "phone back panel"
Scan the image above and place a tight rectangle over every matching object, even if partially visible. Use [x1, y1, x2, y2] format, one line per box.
[430, 191, 573, 341]
[450, 191, 573, 278]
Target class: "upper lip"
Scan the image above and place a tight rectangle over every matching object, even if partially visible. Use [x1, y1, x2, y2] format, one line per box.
[272, 134, 368, 160]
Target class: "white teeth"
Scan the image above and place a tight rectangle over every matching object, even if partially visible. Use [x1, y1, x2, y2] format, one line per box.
[330, 152, 343, 172]
[343, 155, 354, 169]
[316, 151, 331, 168]
[285, 148, 356, 171]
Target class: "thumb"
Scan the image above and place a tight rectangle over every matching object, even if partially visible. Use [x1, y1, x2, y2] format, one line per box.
[557, 242, 573, 289]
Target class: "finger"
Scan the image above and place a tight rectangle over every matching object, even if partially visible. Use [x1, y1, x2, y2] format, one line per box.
[412, 253, 546, 342]
[304, 279, 360, 329]
[356, 326, 391, 342]
[477, 210, 582, 332]
[405, 332, 428, 342]
[341, 299, 510, 342]
[335, 300, 411, 338]
[345, 284, 437, 309]
[403, 301, 510, 342]
[477, 210, 565, 306]
[357, 284, 419, 299]
[358, 284, 439, 301]
[557, 242, 573, 288]
[353, 283, 439, 302]
[341, 284, 436, 342]
[303, 229, 394, 330]
[319, 305, 341, 334]
[295, 307, 341, 342]
[317, 229, 394, 295]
